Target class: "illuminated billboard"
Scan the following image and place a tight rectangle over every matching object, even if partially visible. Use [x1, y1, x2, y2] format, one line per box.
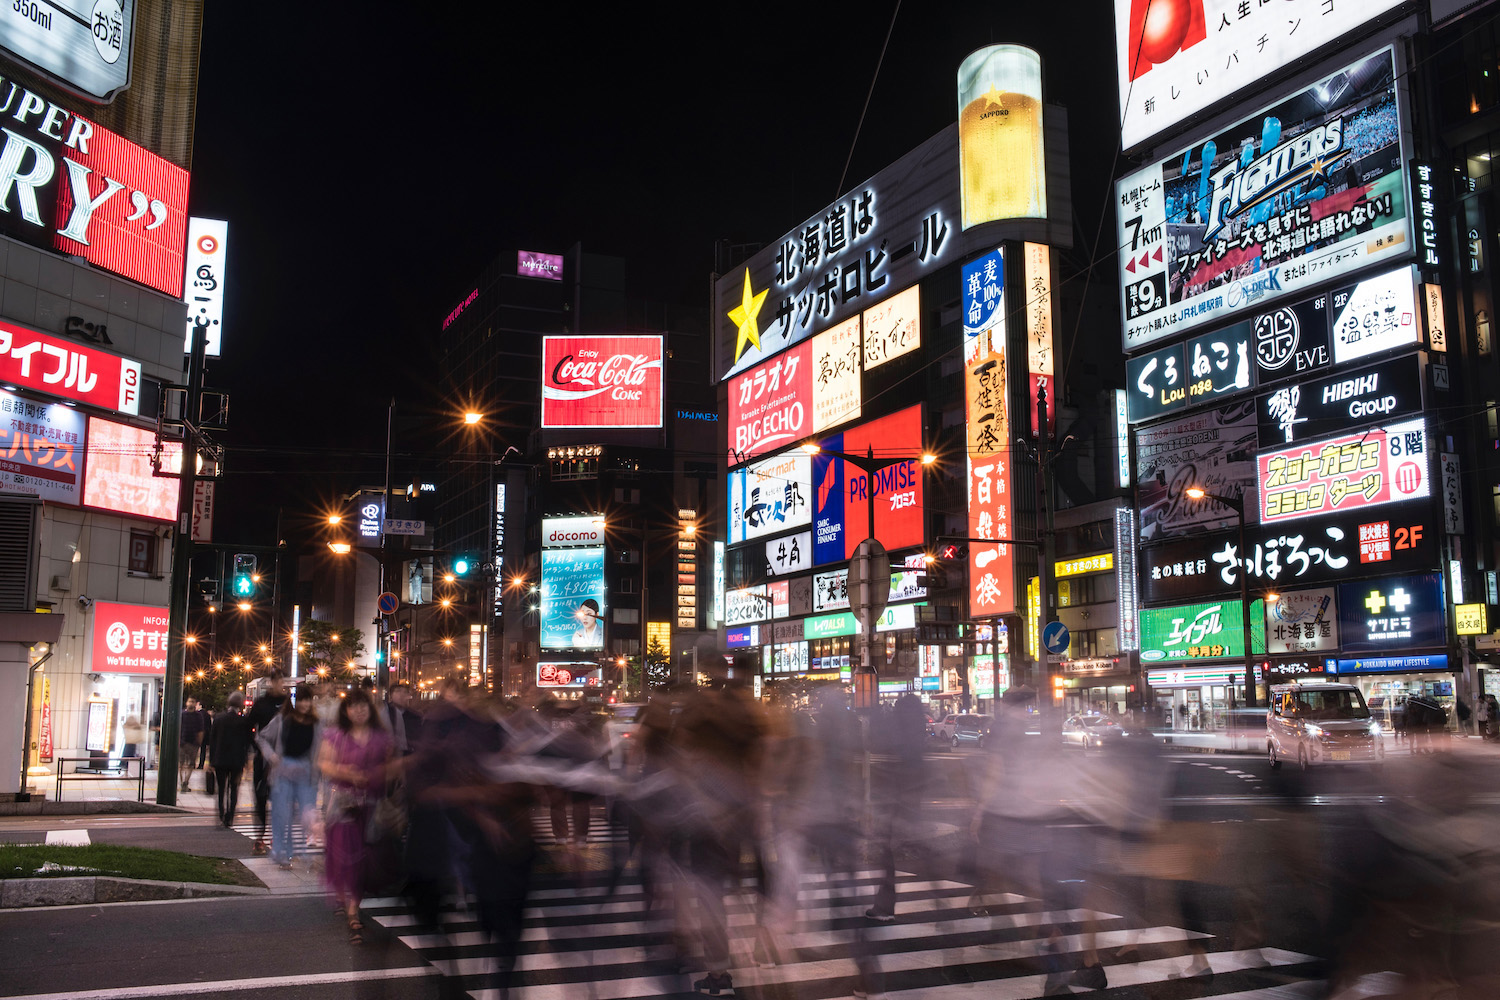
[1265, 587, 1338, 655]
[0, 320, 141, 414]
[1118, 49, 1408, 352]
[0, 389, 85, 504]
[862, 285, 920, 369]
[0, 1, 134, 101]
[1136, 402, 1257, 542]
[539, 546, 606, 650]
[540, 336, 663, 428]
[811, 318, 862, 432]
[1139, 599, 1264, 663]
[810, 405, 925, 564]
[0, 89, 191, 296]
[182, 218, 228, 356]
[1258, 417, 1430, 524]
[542, 515, 605, 548]
[957, 45, 1046, 227]
[1256, 353, 1423, 448]
[727, 452, 811, 544]
[81, 417, 179, 522]
[537, 663, 601, 687]
[90, 601, 169, 675]
[1337, 573, 1445, 653]
[715, 126, 959, 381]
[518, 250, 564, 280]
[964, 249, 1014, 618]
[729, 318, 865, 466]
[1115, 1, 1406, 151]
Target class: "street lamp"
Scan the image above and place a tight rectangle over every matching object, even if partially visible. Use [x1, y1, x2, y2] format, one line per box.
[1184, 485, 1258, 708]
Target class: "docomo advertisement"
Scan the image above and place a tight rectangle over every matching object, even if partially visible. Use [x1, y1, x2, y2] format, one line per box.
[957, 44, 1046, 227]
[82, 416, 180, 522]
[0, 80, 190, 296]
[1117, 48, 1409, 352]
[91, 601, 170, 675]
[542, 515, 605, 548]
[541, 336, 663, 429]
[0, 320, 141, 414]
[810, 405, 926, 564]
[1116, 0, 1405, 151]
[964, 249, 1014, 618]
[0, 388, 86, 504]
[1258, 416, 1430, 524]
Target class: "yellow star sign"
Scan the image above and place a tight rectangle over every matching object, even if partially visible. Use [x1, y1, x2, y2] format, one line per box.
[728, 268, 768, 361]
[981, 83, 1004, 109]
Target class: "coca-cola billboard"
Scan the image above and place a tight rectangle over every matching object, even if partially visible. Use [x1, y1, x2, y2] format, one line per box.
[541, 336, 663, 428]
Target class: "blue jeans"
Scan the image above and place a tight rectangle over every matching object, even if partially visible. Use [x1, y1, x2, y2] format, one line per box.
[270, 757, 317, 864]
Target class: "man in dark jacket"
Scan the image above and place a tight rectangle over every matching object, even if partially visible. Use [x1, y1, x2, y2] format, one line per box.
[178, 698, 206, 793]
[385, 683, 422, 756]
[245, 674, 287, 855]
[209, 692, 253, 827]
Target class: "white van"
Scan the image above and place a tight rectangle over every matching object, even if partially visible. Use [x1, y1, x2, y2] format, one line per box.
[1267, 682, 1384, 769]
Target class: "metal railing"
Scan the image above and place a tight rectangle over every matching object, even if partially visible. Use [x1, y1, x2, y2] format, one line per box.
[53, 756, 147, 802]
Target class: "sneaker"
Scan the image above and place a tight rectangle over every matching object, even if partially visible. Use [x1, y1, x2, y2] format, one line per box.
[251, 840, 268, 856]
[693, 972, 734, 996]
[864, 907, 896, 923]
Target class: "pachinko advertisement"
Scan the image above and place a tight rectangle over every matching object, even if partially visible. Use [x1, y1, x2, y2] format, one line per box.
[1117, 48, 1409, 351]
[540, 336, 663, 428]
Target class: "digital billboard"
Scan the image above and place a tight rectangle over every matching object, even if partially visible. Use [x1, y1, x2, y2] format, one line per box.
[1139, 599, 1264, 663]
[1337, 573, 1446, 653]
[539, 546, 606, 650]
[957, 44, 1046, 226]
[1115, 1, 1406, 151]
[964, 249, 1014, 618]
[518, 250, 564, 280]
[810, 405, 925, 564]
[0, 320, 141, 414]
[1258, 417, 1430, 524]
[1136, 402, 1257, 542]
[0, 1, 134, 101]
[1256, 353, 1423, 448]
[727, 452, 811, 545]
[90, 601, 169, 675]
[182, 218, 228, 356]
[862, 285, 920, 369]
[1118, 49, 1408, 351]
[540, 336, 663, 428]
[81, 417, 179, 522]
[0, 389, 85, 504]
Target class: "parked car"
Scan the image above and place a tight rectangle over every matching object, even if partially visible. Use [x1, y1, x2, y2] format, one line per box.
[950, 714, 993, 749]
[1060, 713, 1128, 750]
[1267, 682, 1384, 769]
[930, 712, 964, 743]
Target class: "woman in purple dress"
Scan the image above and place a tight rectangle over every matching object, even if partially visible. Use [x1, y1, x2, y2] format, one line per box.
[317, 689, 393, 942]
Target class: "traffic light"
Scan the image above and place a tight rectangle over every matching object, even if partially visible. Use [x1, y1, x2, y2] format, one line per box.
[452, 556, 472, 577]
[232, 553, 257, 597]
[918, 543, 966, 589]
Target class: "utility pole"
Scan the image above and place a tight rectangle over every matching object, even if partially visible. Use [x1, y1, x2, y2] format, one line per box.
[156, 320, 208, 806]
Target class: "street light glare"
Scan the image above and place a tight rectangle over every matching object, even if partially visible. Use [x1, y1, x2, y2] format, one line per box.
[799, 441, 821, 455]
[326, 514, 342, 525]
[920, 453, 938, 465]
[1266, 592, 1280, 604]
[1185, 486, 1207, 500]
[328, 541, 352, 554]
[237, 601, 252, 611]
[464, 411, 483, 425]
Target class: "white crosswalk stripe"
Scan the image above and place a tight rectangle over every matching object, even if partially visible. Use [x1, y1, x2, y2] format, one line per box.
[361, 866, 1325, 999]
[228, 819, 321, 856]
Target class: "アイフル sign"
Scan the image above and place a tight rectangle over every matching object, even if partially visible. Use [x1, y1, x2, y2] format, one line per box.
[0, 320, 140, 414]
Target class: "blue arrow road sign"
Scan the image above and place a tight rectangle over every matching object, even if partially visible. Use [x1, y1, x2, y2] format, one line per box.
[1042, 621, 1070, 656]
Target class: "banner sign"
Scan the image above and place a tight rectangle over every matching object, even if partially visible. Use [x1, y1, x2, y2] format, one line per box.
[0, 82, 189, 295]
[724, 585, 768, 626]
[543, 515, 605, 548]
[537, 662, 601, 687]
[0, 388, 85, 503]
[1455, 603, 1488, 636]
[1337, 573, 1446, 653]
[716, 126, 958, 380]
[0, 1, 135, 101]
[38, 677, 51, 762]
[862, 284, 921, 370]
[182, 218, 227, 356]
[814, 557, 927, 613]
[1440, 452, 1464, 534]
[728, 451, 811, 545]
[1258, 416, 1430, 524]
[768, 640, 810, 674]
[725, 624, 760, 648]
[1115, 0, 1406, 151]
[539, 546, 606, 650]
[810, 405, 924, 564]
[541, 335, 664, 428]
[811, 317, 862, 432]
[765, 530, 812, 577]
[0, 320, 141, 414]
[1117, 48, 1408, 351]
[1137, 402, 1257, 542]
[1331, 653, 1450, 675]
[1140, 502, 1441, 604]
[1024, 242, 1054, 435]
[804, 611, 858, 641]
[91, 601, 169, 675]
[963, 249, 1014, 617]
[1139, 598, 1264, 663]
[1265, 587, 1338, 654]
[82, 416, 179, 522]
[1256, 353, 1423, 447]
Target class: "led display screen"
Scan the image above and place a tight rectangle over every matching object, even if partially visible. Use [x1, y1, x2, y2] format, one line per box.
[539, 546, 606, 650]
[540, 335, 663, 428]
[81, 417, 179, 522]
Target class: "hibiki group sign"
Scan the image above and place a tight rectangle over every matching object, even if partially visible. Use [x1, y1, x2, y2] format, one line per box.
[91, 601, 170, 675]
[541, 336, 663, 428]
[1115, 0, 1405, 150]
[0, 77, 190, 296]
[1117, 49, 1409, 351]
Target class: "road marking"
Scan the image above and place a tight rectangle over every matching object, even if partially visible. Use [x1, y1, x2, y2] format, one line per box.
[44, 830, 90, 846]
[4, 966, 439, 1000]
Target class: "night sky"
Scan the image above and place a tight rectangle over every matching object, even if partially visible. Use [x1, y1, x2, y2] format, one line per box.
[187, 7, 1119, 548]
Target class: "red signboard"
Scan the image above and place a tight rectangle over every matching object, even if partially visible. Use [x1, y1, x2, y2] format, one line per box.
[541, 336, 664, 428]
[91, 601, 171, 675]
[82, 417, 180, 522]
[837, 406, 925, 556]
[1257, 417, 1430, 525]
[728, 341, 812, 464]
[0, 321, 142, 414]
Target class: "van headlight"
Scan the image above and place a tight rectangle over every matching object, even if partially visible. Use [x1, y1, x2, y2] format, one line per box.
[1304, 724, 1324, 738]
[1368, 722, 1383, 738]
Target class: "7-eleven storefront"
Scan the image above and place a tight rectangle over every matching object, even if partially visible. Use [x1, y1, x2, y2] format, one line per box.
[1147, 664, 1257, 732]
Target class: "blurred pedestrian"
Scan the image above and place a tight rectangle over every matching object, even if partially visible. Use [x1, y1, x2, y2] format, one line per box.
[867, 693, 926, 920]
[245, 673, 288, 856]
[318, 689, 393, 943]
[209, 692, 252, 828]
[197, 697, 214, 771]
[1487, 695, 1499, 740]
[121, 715, 147, 762]
[385, 682, 422, 756]
[256, 684, 321, 868]
[178, 697, 205, 793]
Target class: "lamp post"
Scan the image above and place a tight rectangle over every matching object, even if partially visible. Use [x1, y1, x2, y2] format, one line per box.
[1184, 486, 1257, 708]
[798, 441, 936, 705]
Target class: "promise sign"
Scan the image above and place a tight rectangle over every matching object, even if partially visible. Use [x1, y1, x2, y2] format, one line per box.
[541, 335, 663, 428]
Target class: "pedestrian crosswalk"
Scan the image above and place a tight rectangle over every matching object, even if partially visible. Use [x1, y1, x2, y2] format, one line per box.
[361, 867, 1324, 999]
[530, 803, 628, 846]
[228, 818, 320, 856]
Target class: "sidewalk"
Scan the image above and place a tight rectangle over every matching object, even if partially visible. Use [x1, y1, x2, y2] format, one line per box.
[14, 762, 223, 814]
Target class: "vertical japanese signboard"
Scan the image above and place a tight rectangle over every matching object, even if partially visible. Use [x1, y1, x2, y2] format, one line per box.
[1412, 161, 1441, 269]
[1441, 453, 1464, 534]
[963, 249, 1014, 617]
[861, 285, 921, 369]
[1115, 507, 1140, 651]
[1117, 48, 1409, 351]
[1024, 243, 1054, 436]
[182, 218, 228, 356]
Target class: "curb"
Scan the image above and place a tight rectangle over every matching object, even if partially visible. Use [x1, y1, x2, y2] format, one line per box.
[0, 875, 268, 908]
[0, 801, 193, 817]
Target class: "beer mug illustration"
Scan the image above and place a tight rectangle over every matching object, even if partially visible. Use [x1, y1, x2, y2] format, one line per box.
[958, 45, 1046, 226]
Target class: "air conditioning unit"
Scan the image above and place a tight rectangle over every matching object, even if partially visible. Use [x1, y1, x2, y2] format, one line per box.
[50, 574, 71, 592]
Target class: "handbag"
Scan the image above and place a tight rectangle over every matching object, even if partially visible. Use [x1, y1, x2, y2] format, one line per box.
[365, 782, 407, 844]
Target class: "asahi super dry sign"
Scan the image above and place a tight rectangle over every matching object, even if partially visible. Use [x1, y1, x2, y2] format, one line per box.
[541, 336, 663, 428]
